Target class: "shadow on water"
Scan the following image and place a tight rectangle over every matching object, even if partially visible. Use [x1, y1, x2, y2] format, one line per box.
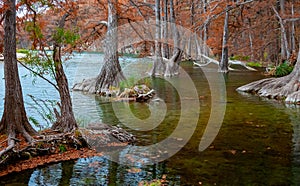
[1, 54, 300, 185]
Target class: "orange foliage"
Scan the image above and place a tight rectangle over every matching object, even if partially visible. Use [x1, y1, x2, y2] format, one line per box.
[10, 0, 300, 62]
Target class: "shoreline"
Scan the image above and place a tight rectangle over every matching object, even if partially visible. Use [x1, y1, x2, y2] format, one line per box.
[0, 53, 27, 62]
[0, 125, 134, 177]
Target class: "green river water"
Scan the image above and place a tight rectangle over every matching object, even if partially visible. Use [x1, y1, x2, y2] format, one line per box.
[0, 53, 300, 185]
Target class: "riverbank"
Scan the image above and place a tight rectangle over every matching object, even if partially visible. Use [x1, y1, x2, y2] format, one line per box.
[0, 125, 134, 177]
[0, 53, 27, 62]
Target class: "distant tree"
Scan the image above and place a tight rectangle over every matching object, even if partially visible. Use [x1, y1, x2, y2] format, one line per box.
[149, 0, 163, 76]
[219, 4, 229, 73]
[149, 0, 182, 77]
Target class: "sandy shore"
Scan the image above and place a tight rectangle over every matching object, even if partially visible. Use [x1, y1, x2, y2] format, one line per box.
[0, 53, 27, 61]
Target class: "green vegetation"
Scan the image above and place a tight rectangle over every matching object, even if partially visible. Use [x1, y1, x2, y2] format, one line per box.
[246, 62, 263, 68]
[230, 55, 250, 61]
[22, 51, 54, 76]
[59, 144, 67, 153]
[140, 180, 162, 186]
[27, 95, 56, 130]
[274, 62, 294, 77]
[53, 28, 80, 47]
[119, 76, 152, 91]
[28, 116, 41, 130]
[25, 21, 43, 39]
[17, 49, 29, 54]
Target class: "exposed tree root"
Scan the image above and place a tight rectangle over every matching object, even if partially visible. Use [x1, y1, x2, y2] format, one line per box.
[237, 50, 300, 104]
[193, 54, 257, 71]
[0, 130, 88, 170]
[0, 125, 135, 175]
[148, 48, 182, 77]
[73, 77, 119, 96]
[73, 78, 97, 93]
[0, 141, 15, 158]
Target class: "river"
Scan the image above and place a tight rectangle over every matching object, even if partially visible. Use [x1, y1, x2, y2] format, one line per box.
[0, 52, 300, 185]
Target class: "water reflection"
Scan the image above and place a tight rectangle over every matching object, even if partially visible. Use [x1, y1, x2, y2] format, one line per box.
[29, 163, 62, 185]
[1, 54, 300, 185]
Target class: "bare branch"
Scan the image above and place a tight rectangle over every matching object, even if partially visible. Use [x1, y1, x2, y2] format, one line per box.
[272, 6, 290, 58]
[284, 17, 300, 22]
[198, 0, 255, 31]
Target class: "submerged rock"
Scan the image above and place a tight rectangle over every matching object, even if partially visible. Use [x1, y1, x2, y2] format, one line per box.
[80, 123, 136, 148]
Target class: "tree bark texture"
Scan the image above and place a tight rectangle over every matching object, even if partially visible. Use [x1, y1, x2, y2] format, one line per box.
[73, 0, 125, 94]
[51, 14, 78, 132]
[95, 0, 125, 92]
[161, 0, 169, 59]
[219, 6, 229, 73]
[150, 0, 164, 76]
[0, 0, 36, 144]
[237, 48, 300, 104]
[273, 5, 290, 61]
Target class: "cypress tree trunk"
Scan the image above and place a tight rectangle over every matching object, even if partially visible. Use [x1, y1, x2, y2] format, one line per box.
[0, 0, 36, 155]
[51, 14, 77, 132]
[237, 48, 300, 104]
[219, 5, 229, 73]
[150, 0, 164, 76]
[73, 0, 125, 94]
[95, 0, 125, 93]
[164, 0, 182, 77]
[161, 0, 169, 59]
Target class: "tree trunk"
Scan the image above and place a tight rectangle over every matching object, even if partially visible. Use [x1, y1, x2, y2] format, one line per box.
[187, 1, 195, 60]
[95, 0, 125, 93]
[0, 0, 36, 153]
[150, 0, 164, 76]
[164, 0, 182, 76]
[202, 0, 208, 58]
[51, 14, 77, 132]
[237, 47, 300, 104]
[273, 5, 290, 61]
[161, 0, 169, 59]
[73, 0, 124, 94]
[291, 3, 296, 51]
[219, 6, 229, 73]
[164, 49, 182, 76]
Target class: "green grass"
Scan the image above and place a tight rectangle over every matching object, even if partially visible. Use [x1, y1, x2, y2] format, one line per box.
[246, 62, 263, 68]
[17, 49, 29, 54]
[230, 55, 250, 61]
[119, 76, 152, 91]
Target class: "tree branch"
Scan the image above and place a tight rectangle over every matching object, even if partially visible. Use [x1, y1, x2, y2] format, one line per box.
[17, 60, 59, 91]
[198, 0, 255, 30]
[284, 17, 300, 22]
[0, 14, 4, 25]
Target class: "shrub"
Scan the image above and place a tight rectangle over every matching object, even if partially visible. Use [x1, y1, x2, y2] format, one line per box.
[274, 62, 294, 77]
